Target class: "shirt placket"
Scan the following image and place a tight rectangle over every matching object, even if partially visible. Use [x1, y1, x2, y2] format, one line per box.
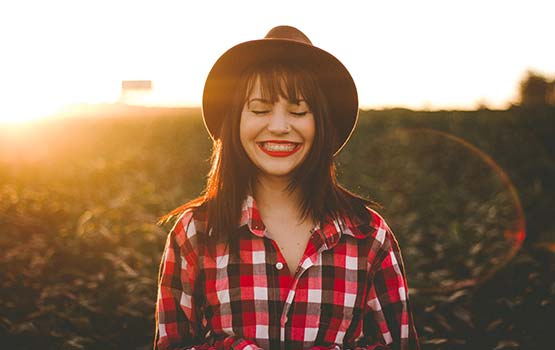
[278, 230, 331, 350]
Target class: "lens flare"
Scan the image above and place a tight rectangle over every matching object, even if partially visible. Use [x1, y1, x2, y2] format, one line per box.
[343, 127, 525, 293]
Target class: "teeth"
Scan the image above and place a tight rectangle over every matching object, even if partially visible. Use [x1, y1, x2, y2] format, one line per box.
[263, 142, 297, 152]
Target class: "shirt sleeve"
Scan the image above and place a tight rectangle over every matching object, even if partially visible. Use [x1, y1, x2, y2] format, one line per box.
[356, 229, 419, 350]
[154, 211, 263, 350]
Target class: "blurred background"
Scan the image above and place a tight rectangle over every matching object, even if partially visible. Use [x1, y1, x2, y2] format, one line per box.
[1, 1, 554, 349]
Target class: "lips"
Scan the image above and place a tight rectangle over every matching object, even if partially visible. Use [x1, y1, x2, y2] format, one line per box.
[257, 140, 301, 157]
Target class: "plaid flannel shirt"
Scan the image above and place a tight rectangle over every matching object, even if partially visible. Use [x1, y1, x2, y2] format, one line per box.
[155, 196, 419, 350]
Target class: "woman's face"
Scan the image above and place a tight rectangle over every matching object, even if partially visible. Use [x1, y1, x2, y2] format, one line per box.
[240, 78, 315, 180]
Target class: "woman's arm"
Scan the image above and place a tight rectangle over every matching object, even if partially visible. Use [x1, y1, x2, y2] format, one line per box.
[155, 211, 263, 350]
[355, 228, 419, 350]
[155, 211, 202, 349]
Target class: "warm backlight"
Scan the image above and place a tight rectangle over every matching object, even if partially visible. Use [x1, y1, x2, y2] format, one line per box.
[1, 1, 553, 123]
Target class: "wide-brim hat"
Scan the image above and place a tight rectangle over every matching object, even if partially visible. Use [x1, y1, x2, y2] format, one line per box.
[202, 25, 358, 155]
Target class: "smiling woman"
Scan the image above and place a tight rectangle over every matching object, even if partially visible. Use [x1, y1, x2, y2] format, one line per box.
[155, 25, 419, 350]
[239, 67, 316, 179]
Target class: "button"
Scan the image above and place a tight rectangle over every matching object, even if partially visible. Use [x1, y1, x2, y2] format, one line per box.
[275, 262, 284, 270]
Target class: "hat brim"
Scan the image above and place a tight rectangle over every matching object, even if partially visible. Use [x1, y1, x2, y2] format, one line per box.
[202, 38, 358, 155]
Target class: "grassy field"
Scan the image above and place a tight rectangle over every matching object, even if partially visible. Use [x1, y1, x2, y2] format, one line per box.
[0, 105, 553, 349]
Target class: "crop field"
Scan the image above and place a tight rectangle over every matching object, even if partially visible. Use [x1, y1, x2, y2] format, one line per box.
[0, 106, 553, 349]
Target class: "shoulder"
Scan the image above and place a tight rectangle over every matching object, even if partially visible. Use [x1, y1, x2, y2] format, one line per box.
[166, 204, 210, 256]
[364, 206, 393, 246]
[341, 204, 391, 241]
[355, 206, 402, 266]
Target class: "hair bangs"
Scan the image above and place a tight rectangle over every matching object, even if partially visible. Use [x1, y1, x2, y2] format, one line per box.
[243, 63, 310, 106]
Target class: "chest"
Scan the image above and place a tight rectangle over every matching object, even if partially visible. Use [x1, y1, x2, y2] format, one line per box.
[200, 233, 370, 349]
[265, 221, 314, 276]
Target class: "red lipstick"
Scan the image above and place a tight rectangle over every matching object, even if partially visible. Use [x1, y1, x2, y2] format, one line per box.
[257, 140, 301, 157]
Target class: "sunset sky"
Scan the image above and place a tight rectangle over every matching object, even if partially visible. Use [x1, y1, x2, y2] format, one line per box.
[1, 0, 554, 122]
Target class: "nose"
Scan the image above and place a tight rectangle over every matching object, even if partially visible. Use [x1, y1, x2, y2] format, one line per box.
[267, 106, 290, 134]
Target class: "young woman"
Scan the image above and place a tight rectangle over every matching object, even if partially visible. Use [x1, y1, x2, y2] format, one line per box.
[155, 26, 419, 350]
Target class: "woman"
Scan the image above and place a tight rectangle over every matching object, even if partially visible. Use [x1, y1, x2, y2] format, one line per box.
[155, 26, 419, 350]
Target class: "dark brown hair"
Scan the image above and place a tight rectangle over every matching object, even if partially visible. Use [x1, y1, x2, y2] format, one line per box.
[159, 61, 371, 238]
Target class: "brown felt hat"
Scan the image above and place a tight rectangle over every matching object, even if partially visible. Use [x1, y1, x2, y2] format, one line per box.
[202, 25, 359, 155]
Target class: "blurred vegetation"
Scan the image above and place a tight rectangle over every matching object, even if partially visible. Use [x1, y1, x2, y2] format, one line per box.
[518, 70, 555, 108]
[0, 105, 554, 349]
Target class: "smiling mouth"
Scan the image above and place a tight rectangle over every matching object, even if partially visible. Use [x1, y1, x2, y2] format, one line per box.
[257, 141, 301, 157]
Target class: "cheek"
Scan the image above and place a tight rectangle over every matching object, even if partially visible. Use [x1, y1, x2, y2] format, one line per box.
[304, 116, 316, 146]
[239, 119, 246, 147]
[239, 115, 263, 160]
[239, 114, 250, 150]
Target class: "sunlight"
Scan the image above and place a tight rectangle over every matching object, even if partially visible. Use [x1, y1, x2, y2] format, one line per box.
[0, 98, 62, 125]
[0, 0, 553, 122]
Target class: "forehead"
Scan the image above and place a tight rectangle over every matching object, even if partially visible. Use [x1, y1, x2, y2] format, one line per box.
[244, 71, 306, 103]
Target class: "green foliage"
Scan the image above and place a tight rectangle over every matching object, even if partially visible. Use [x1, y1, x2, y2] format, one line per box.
[0, 106, 553, 349]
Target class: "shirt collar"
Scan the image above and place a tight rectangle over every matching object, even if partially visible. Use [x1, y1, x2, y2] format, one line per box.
[239, 195, 267, 237]
[239, 195, 371, 246]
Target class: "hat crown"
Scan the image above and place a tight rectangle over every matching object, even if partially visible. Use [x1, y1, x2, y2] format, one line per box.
[264, 25, 313, 45]
[203, 25, 358, 155]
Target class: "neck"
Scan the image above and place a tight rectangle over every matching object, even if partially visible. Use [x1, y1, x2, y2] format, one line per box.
[252, 174, 306, 222]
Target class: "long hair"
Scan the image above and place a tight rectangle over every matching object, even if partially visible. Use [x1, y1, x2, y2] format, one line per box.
[159, 61, 371, 238]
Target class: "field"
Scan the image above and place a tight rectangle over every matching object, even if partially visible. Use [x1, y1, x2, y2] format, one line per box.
[1, 105, 554, 349]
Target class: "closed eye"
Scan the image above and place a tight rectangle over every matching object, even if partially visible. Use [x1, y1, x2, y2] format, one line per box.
[251, 110, 270, 115]
[290, 111, 308, 116]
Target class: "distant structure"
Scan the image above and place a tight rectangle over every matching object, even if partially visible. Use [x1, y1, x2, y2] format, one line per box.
[119, 80, 153, 105]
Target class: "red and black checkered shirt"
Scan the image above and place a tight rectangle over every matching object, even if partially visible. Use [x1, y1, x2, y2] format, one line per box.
[155, 196, 419, 350]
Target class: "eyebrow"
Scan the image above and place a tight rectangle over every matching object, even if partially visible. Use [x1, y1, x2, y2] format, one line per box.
[247, 98, 271, 104]
[247, 98, 307, 106]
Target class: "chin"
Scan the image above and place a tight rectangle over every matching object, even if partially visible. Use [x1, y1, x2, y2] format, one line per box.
[257, 168, 296, 179]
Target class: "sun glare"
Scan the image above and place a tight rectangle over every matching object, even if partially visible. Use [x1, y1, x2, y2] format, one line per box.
[0, 99, 63, 125]
[0, 0, 553, 123]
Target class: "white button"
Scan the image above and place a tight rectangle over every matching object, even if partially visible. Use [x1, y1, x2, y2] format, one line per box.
[275, 262, 284, 270]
